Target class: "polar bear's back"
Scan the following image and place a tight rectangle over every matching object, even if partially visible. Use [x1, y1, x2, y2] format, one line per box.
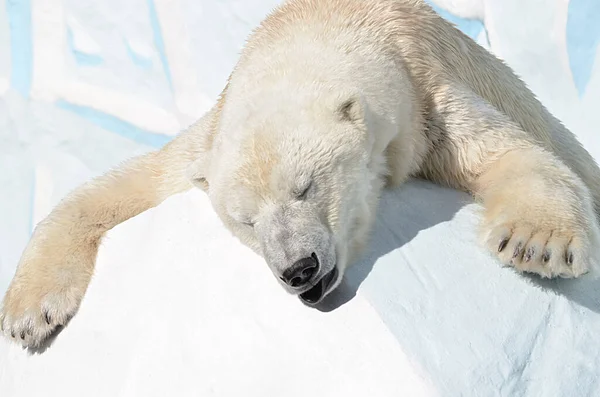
[239, 0, 600, 208]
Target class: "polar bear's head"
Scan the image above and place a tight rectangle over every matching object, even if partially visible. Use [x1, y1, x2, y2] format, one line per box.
[188, 91, 386, 305]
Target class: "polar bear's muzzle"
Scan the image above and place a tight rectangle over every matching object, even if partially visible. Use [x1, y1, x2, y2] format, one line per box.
[255, 204, 339, 304]
[274, 248, 339, 305]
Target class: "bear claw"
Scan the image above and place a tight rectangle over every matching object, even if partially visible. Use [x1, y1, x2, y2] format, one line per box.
[524, 247, 535, 263]
[567, 252, 574, 266]
[512, 242, 523, 259]
[498, 238, 509, 252]
[542, 250, 551, 263]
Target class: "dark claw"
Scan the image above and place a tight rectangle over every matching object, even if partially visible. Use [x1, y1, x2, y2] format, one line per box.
[512, 242, 523, 259]
[20, 331, 25, 340]
[542, 250, 551, 263]
[44, 311, 51, 325]
[498, 238, 509, 253]
[567, 252, 574, 266]
[524, 247, 535, 263]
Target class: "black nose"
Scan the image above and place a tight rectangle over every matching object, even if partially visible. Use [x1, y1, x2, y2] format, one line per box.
[281, 254, 319, 288]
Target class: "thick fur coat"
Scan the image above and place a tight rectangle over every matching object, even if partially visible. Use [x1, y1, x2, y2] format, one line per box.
[2, 0, 600, 348]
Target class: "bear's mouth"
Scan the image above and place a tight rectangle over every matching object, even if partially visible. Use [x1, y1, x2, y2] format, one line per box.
[299, 267, 339, 305]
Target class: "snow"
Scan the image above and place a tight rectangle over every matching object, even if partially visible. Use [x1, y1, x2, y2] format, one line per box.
[1, 0, 600, 396]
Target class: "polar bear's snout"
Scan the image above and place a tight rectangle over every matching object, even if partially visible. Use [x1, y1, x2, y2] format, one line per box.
[255, 203, 339, 304]
[277, 254, 338, 304]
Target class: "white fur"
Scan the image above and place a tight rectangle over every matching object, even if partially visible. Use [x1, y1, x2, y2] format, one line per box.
[2, 0, 600, 348]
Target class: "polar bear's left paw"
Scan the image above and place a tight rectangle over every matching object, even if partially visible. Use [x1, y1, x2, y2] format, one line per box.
[483, 218, 594, 279]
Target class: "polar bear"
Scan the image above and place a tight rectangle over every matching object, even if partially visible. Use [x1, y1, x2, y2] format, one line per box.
[2, 0, 600, 348]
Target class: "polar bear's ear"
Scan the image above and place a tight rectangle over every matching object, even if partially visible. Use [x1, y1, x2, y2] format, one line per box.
[186, 154, 210, 191]
[336, 96, 365, 124]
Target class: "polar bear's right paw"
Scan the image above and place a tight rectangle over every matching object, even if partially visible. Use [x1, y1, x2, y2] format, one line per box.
[0, 221, 98, 348]
[0, 278, 83, 348]
[482, 218, 594, 279]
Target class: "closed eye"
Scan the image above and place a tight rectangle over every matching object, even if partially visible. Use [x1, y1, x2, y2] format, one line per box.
[295, 181, 313, 200]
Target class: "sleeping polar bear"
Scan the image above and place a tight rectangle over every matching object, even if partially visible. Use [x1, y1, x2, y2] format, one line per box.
[2, 0, 600, 348]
